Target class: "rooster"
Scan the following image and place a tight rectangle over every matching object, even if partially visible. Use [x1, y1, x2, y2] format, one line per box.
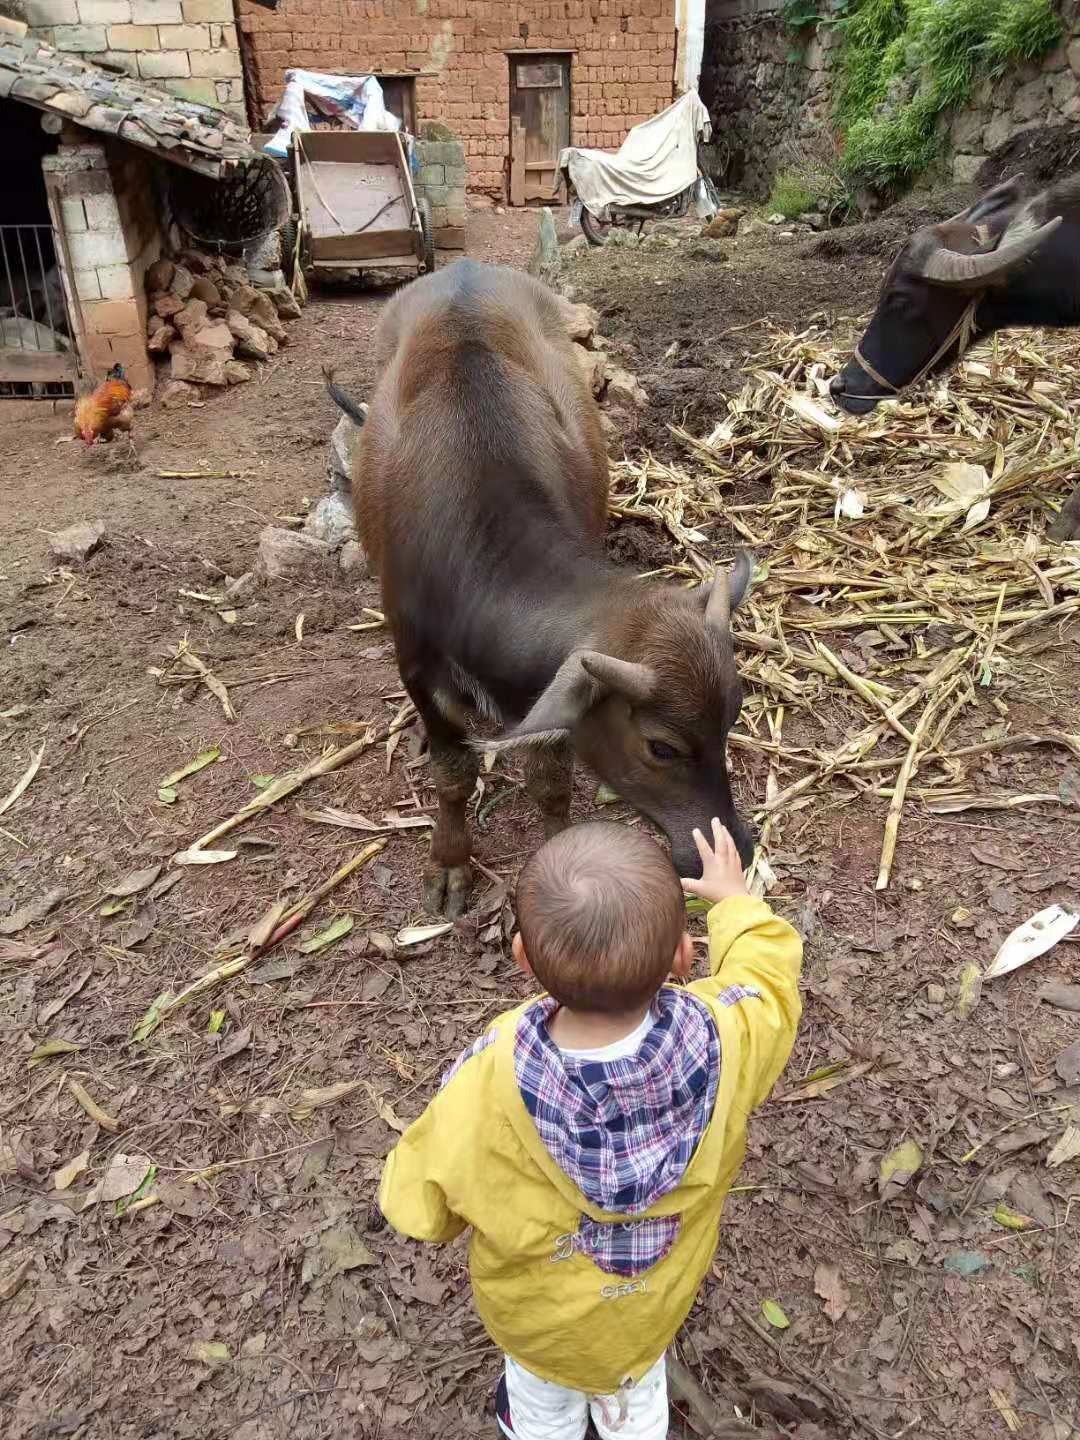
[73, 363, 135, 447]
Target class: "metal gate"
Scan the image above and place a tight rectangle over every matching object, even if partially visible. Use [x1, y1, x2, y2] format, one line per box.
[0, 223, 77, 398]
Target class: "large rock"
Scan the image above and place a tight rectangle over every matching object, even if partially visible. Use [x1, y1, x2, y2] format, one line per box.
[225, 360, 253, 385]
[146, 258, 174, 293]
[265, 284, 302, 320]
[227, 310, 275, 361]
[339, 540, 369, 577]
[328, 412, 361, 494]
[170, 264, 195, 301]
[304, 492, 356, 549]
[573, 345, 607, 399]
[604, 365, 649, 411]
[558, 298, 600, 346]
[48, 520, 104, 563]
[190, 275, 223, 308]
[160, 379, 200, 409]
[528, 206, 561, 285]
[169, 340, 230, 387]
[256, 525, 337, 582]
[230, 285, 287, 342]
[153, 293, 183, 320]
[147, 317, 176, 353]
[173, 298, 209, 337]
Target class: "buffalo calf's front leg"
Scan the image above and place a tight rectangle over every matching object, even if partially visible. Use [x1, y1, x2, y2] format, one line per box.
[524, 740, 574, 840]
[425, 732, 480, 918]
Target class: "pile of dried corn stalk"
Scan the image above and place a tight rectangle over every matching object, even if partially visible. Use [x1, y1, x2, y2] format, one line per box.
[610, 324, 1080, 889]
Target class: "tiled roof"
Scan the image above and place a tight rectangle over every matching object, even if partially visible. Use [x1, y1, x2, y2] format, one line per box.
[0, 36, 258, 177]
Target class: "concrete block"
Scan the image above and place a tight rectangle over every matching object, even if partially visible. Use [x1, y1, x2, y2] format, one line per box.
[84, 191, 122, 229]
[168, 77, 216, 103]
[53, 23, 107, 48]
[74, 268, 102, 301]
[25, 0, 79, 22]
[444, 165, 467, 190]
[99, 49, 139, 73]
[137, 48, 190, 76]
[157, 21, 212, 46]
[84, 297, 141, 336]
[189, 46, 242, 76]
[132, 0, 181, 16]
[78, 0, 131, 19]
[106, 21, 158, 45]
[423, 183, 449, 207]
[60, 197, 87, 233]
[434, 225, 467, 251]
[68, 228, 127, 269]
[181, 0, 232, 18]
[97, 263, 136, 299]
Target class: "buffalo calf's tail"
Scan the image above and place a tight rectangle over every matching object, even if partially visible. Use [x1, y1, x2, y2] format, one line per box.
[323, 366, 368, 427]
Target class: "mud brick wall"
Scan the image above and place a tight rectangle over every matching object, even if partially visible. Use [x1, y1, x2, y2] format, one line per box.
[413, 131, 467, 249]
[43, 141, 161, 390]
[25, 0, 245, 112]
[236, 0, 679, 197]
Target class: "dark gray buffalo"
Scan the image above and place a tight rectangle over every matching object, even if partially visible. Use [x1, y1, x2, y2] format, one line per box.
[831, 174, 1080, 539]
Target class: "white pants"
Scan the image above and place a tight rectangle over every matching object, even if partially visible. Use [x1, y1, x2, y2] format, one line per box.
[502, 1353, 668, 1440]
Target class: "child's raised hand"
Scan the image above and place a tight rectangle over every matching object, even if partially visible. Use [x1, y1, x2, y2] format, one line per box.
[680, 818, 749, 905]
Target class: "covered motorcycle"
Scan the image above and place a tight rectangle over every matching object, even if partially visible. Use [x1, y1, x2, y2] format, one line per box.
[558, 91, 718, 244]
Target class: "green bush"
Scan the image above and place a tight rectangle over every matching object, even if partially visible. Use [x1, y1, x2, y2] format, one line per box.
[828, 0, 1062, 190]
[767, 170, 817, 218]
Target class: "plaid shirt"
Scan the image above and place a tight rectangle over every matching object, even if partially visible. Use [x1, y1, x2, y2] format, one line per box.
[514, 989, 724, 1277]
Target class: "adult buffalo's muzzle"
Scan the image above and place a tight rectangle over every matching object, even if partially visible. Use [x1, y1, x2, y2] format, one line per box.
[830, 369, 884, 416]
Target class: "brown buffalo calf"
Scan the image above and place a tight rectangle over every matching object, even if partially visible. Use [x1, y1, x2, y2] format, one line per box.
[334, 258, 753, 915]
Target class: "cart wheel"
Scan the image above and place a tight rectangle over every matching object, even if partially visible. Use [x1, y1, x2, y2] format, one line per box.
[279, 215, 298, 284]
[419, 198, 436, 274]
[580, 207, 611, 246]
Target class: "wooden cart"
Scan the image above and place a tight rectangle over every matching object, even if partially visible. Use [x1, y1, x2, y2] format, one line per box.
[293, 130, 434, 276]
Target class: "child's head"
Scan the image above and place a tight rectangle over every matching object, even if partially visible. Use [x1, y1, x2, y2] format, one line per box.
[513, 822, 691, 1015]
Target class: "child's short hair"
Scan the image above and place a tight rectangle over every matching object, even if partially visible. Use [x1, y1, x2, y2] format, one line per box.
[515, 822, 686, 1013]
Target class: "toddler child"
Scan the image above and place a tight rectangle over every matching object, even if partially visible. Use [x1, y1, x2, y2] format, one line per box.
[380, 819, 802, 1439]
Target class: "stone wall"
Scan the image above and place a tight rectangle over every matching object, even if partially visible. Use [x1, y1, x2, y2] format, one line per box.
[948, 2, 1080, 183]
[701, 0, 1080, 197]
[24, 0, 244, 112]
[699, 0, 837, 194]
[43, 139, 161, 390]
[236, 0, 679, 197]
[413, 128, 467, 250]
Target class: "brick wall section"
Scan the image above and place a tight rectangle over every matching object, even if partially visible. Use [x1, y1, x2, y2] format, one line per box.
[25, 0, 245, 112]
[413, 133, 467, 247]
[237, 0, 679, 196]
[43, 141, 161, 390]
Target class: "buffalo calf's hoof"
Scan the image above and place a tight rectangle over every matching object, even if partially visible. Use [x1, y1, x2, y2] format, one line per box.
[423, 863, 472, 919]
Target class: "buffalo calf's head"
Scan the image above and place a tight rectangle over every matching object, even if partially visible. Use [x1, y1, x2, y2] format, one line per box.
[831, 179, 1060, 414]
[504, 553, 756, 874]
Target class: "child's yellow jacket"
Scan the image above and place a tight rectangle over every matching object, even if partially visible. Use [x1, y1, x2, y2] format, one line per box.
[379, 895, 802, 1393]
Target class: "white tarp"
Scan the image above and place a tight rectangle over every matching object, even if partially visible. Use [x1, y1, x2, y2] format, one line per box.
[265, 70, 399, 160]
[558, 91, 711, 221]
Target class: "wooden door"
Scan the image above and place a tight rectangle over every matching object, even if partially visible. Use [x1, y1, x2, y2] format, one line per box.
[509, 55, 570, 206]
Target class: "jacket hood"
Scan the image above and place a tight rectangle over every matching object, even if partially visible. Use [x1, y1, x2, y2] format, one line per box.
[514, 989, 720, 1215]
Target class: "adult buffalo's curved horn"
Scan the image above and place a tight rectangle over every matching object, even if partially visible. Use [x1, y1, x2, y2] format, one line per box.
[705, 550, 753, 631]
[920, 216, 1062, 287]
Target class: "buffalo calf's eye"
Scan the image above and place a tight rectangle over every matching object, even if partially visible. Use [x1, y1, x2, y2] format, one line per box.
[648, 740, 680, 761]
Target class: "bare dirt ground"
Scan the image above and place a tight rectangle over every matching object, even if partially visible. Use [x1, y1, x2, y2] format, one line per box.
[1, 199, 1078, 1440]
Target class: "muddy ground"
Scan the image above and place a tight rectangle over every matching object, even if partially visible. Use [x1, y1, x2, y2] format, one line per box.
[1, 196, 1078, 1440]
